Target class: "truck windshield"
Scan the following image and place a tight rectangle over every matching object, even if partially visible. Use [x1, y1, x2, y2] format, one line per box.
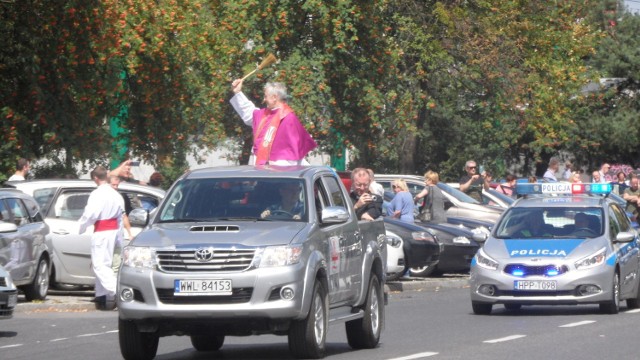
[158, 178, 307, 223]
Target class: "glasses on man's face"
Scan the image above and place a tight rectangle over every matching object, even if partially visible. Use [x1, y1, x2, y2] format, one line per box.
[468, 166, 477, 170]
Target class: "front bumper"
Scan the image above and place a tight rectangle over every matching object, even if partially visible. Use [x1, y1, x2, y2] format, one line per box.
[469, 263, 615, 305]
[0, 290, 17, 319]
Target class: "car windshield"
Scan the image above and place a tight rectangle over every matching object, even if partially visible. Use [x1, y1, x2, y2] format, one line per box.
[495, 207, 603, 239]
[158, 178, 308, 223]
[437, 183, 481, 204]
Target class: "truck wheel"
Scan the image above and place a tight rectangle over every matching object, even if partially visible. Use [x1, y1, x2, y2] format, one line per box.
[119, 318, 159, 360]
[600, 271, 620, 314]
[288, 281, 327, 359]
[472, 301, 492, 315]
[346, 273, 383, 349]
[22, 257, 49, 301]
[190, 334, 225, 352]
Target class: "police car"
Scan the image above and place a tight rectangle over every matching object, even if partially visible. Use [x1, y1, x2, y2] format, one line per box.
[469, 182, 640, 315]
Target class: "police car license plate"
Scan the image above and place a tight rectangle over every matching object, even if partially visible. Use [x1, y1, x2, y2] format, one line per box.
[174, 279, 232, 296]
[514, 280, 557, 291]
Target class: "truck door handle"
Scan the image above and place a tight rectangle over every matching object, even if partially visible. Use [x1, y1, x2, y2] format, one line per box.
[53, 229, 70, 235]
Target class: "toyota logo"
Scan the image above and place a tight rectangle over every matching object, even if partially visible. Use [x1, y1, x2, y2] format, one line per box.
[194, 248, 214, 262]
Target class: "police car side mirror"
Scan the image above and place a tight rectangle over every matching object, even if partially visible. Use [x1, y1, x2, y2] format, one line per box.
[472, 232, 488, 243]
[615, 231, 635, 243]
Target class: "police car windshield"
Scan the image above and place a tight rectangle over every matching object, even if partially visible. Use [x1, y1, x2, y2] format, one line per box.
[495, 207, 603, 239]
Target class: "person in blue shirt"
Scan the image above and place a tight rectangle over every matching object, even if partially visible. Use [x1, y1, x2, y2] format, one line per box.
[387, 179, 415, 223]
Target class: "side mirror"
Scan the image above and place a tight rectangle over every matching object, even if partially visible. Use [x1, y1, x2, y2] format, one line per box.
[0, 222, 18, 233]
[321, 206, 349, 224]
[128, 208, 149, 227]
[615, 231, 635, 243]
[472, 232, 488, 243]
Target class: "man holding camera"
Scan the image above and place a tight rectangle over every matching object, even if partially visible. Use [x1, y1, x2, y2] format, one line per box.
[349, 168, 383, 221]
[459, 160, 492, 202]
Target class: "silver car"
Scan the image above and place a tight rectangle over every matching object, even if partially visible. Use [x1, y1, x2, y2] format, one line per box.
[470, 183, 640, 314]
[5, 180, 164, 288]
[0, 189, 51, 301]
[0, 264, 18, 319]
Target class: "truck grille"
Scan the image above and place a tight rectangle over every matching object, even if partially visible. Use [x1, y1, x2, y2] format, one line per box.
[156, 248, 256, 272]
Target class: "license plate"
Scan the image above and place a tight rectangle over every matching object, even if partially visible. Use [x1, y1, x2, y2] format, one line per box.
[174, 279, 232, 296]
[514, 280, 557, 291]
[7, 293, 17, 308]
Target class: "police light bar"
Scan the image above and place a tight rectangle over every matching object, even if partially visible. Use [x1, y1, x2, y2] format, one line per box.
[516, 183, 612, 196]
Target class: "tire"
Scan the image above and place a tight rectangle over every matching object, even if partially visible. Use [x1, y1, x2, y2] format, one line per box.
[119, 318, 159, 360]
[600, 272, 620, 314]
[472, 301, 492, 315]
[626, 278, 640, 309]
[410, 264, 437, 277]
[288, 281, 328, 359]
[504, 303, 522, 311]
[386, 266, 407, 282]
[346, 273, 383, 349]
[22, 257, 49, 301]
[190, 334, 225, 352]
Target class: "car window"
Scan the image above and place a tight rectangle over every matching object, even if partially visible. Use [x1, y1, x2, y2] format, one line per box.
[608, 206, 621, 242]
[610, 204, 631, 233]
[32, 187, 57, 212]
[52, 191, 90, 220]
[22, 197, 44, 223]
[0, 200, 10, 223]
[6, 198, 29, 226]
[437, 183, 480, 204]
[322, 176, 346, 208]
[158, 178, 307, 222]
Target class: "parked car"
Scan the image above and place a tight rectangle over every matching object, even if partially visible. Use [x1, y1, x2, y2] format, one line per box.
[375, 174, 504, 223]
[447, 183, 514, 209]
[0, 188, 51, 301]
[0, 264, 18, 319]
[4, 180, 165, 288]
[383, 217, 440, 281]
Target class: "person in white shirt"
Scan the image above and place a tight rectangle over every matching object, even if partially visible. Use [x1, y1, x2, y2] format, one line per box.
[78, 166, 124, 310]
[597, 163, 610, 183]
[7, 158, 29, 181]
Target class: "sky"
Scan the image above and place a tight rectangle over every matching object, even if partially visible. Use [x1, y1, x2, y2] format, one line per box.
[625, 0, 640, 14]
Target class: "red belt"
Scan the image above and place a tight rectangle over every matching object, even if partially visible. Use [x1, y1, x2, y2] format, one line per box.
[94, 218, 118, 232]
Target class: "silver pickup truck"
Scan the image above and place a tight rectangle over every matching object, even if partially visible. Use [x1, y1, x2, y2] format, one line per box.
[117, 165, 387, 360]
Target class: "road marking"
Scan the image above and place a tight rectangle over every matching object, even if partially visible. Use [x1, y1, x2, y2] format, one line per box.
[77, 333, 104, 337]
[483, 334, 526, 343]
[0, 344, 23, 349]
[387, 351, 439, 360]
[559, 320, 596, 328]
[50, 338, 69, 342]
[105, 330, 118, 334]
[625, 308, 640, 313]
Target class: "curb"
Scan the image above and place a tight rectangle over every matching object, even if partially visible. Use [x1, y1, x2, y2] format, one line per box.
[17, 276, 471, 313]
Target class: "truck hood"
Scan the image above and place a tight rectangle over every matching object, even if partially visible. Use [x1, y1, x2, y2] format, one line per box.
[131, 221, 308, 248]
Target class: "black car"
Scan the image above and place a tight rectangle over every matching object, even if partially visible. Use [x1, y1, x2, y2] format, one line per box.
[383, 217, 440, 281]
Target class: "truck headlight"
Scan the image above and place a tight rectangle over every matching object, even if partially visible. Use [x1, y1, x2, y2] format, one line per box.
[476, 248, 499, 271]
[123, 246, 157, 269]
[575, 247, 606, 270]
[253, 245, 303, 268]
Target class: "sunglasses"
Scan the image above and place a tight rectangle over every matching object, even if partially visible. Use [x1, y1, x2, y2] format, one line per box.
[468, 166, 477, 170]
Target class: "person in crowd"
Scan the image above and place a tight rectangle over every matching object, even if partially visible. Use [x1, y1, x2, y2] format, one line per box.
[543, 157, 559, 182]
[496, 174, 517, 198]
[8, 158, 30, 181]
[349, 168, 383, 221]
[230, 78, 317, 165]
[613, 171, 628, 195]
[623, 177, 640, 222]
[597, 163, 611, 183]
[110, 159, 146, 185]
[367, 168, 385, 198]
[260, 182, 304, 220]
[459, 160, 491, 202]
[591, 170, 601, 183]
[528, 176, 538, 183]
[148, 171, 164, 188]
[417, 170, 447, 223]
[562, 161, 573, 181]
[78, 166, 124, 310]
[569, 171, 582, 184]
[386, 179, 414, 223]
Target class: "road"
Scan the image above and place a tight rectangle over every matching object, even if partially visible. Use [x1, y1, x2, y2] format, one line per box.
[2, 283, 640, 359]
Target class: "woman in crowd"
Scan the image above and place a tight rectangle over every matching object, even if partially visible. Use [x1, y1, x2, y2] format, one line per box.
[416, 171, 447, 224]
[387, 179, 415, 223]
[496, 174, 516, 198]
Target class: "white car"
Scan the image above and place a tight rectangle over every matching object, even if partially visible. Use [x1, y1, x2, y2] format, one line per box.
[5, 180, 165, 288]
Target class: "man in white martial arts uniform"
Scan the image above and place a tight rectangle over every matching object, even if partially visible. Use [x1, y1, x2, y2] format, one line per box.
[78, 165, 124, 310]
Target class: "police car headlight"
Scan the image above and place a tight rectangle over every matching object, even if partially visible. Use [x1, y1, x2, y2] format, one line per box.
[123, 246, 157, 269]
[476, 248, 498, 271]
[574, 247, 606, 270]
[253, 245, 303, 268]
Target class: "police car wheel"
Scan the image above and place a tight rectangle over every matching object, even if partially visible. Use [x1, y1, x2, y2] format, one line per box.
[472, 301, 492, 315]
[599, 272, 620, 314]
